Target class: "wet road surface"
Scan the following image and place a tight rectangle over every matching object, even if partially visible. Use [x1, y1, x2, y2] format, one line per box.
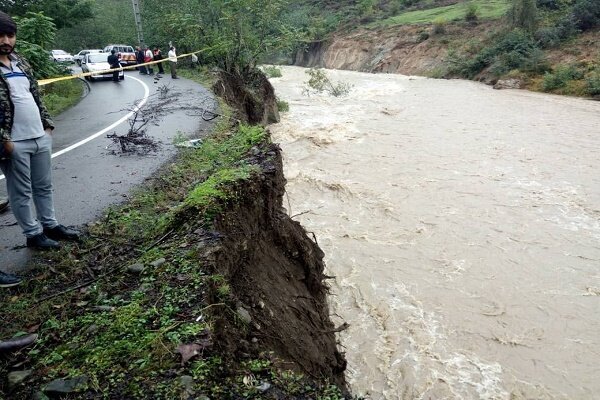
[1, 71, 215, 271]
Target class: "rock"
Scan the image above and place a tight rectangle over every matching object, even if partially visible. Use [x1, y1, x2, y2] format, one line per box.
[236, 307, 252, 324]
[8, 370, 32, 387]
[43, 376, 88, 394]
[150, 258, 166, 267]
[127, 263, 145, 273]
[257, 382, 272, 392]
[32, 392, 50, 400]
[180, 375, 194, 397]
[493, 78, 523, 90]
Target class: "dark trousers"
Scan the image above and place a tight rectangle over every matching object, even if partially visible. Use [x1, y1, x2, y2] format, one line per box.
[111, 66, 119, 81]
[170, 61, 177, 78]
[157, 61, 165, 74]
[138, 63, 147, 74]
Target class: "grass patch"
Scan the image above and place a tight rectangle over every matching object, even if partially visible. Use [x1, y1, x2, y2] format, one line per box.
[41, 79, 84, 116]
[372, 0, 510, 27]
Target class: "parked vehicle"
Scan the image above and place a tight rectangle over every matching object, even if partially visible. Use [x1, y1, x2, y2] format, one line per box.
[81, 53, 124, 81]
[103, 44, 137, 66]
[73, 49, 103, 66]
[50, 49, 74, 63]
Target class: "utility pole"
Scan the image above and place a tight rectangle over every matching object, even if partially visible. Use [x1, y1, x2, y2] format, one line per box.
[131, 0, 145, 47]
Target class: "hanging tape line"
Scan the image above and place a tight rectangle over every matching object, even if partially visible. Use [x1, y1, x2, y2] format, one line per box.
[38, 49, 206, 86]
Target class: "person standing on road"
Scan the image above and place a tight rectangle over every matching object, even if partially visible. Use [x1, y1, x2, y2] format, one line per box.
[0, 11, 80, 251]
[153, 47, 165, 75]
[144, 47, 154, 75]
[136, 46, 147, 75]
[168, 46, 178, 79]
[107, 49, 120, 82]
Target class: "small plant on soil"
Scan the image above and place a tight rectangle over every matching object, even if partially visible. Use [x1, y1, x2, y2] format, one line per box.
[302, 68, 353, 97]
[262, 65, 283, 78]
[276, 98, 289, 112]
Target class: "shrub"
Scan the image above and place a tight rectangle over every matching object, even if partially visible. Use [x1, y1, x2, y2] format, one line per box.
[302, 68, 353, 97]
[536, 0, 561, 10]
[432, 18, 447, 35]
[509, 0, 538, 33]
[535, 27, 562, 48]
[276, 98, 289, 112]
[585, 72, 600, 97]
[572, 0, 600, 30]
[262, 65, 283, 78]
[417, 30, 430, 42]
[465, 3, 479, 22]
[542, 64, 584, 91]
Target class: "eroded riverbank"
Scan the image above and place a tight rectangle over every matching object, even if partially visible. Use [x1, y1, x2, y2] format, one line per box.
[270, 66, 600, 399]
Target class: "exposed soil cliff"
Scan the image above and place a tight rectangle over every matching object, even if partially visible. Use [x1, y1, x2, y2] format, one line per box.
[209, 141, 347, 387]
[294, 22, 600, 92]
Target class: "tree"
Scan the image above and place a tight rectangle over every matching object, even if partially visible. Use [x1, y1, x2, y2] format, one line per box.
[572, 0, 600, 30]
[1, 0, 93, 29]
[142, 0, 301, 76]
[509, 0, 538, 33]
[14, 12, 62, 79]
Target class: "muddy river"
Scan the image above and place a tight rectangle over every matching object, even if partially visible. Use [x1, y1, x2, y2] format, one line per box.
[268, 66, 600, 399]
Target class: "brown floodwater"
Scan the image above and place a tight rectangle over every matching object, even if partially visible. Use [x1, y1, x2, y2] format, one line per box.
[269, 66, 600, 399]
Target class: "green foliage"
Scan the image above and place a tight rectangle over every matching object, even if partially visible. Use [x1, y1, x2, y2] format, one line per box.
[542, 64, 584, 91]
[358, 0, 377, 18]
[41, 79, 84, 116]
[2, 0, 93, 29]
[452, 28, 540, 78]
[572, 0, 600, 30]
[13, 12, 63, 79]
[262, 65, 283, 78]
[14, 12, 55, 48]
[509, 0, 538, 33]
[372, 0, 510, 27]
[142, 0, 301, 76]
[277, 98, 290, 112]
[302, 68, 353, 97]
[585, 71, 600, 97]
[54, 0, 137, 51]
[432, 17, 447, 34]
[465, 2, 479, 22]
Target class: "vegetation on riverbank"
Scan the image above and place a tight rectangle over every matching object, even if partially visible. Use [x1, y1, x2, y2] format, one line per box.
[0, 116, 348, 398]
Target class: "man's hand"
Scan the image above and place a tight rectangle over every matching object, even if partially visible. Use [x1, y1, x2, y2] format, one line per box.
[45, 128, 53, 136]
[2, 141, 13, 155]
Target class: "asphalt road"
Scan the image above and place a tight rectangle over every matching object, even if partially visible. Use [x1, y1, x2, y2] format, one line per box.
[1, 70, 216, 272]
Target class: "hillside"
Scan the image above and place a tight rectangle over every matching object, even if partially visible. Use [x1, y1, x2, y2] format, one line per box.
[291, 0, 600, 98]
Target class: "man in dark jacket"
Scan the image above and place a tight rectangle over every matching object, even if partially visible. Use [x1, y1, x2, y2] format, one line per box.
[107, 49, 121, 82]
[136, 46, 147, 74]
[0, 11, 79, 257]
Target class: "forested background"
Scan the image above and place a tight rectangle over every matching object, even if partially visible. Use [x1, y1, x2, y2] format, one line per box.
[0, 0, 598, 94]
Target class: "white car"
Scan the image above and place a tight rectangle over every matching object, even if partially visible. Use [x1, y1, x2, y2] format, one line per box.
[81, 53, 124, 81]
[73, 49, 103, 66]
[51, 49, 74, 63]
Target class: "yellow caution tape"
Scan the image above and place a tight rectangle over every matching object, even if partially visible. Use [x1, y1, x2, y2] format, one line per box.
[38, 49, 206, 86]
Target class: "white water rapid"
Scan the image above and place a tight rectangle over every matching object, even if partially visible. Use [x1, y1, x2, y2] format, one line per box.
[268, 66, 600, 400]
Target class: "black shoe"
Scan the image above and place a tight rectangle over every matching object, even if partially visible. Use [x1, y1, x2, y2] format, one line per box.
[43, 225, 81, 241]
[0, 271, 21, 288]
[0, 198, 8, 213]
[26, 233, 60, 250]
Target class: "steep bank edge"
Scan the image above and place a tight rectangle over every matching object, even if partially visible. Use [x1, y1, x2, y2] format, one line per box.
[208, 140, 347, 388]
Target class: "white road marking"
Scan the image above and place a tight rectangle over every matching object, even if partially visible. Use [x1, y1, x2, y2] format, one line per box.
[1, 75, 151, 181]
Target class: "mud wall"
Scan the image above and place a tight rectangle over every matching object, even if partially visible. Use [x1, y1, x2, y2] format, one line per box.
[293, 24, 497, 76]
[207, 141, 347, 388]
